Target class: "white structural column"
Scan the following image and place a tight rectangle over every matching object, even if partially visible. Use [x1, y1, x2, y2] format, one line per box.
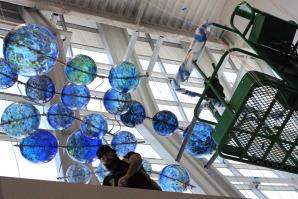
[98, 23, 242, 197]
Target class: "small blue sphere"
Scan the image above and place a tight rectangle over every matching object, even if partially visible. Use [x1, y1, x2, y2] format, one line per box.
[103, 89, 131, 115]
[66, 163, 92, 184]
[111, 131, 137, 157]
[0, 58, 18, 89]
[80, 114, 107, 139]
[120, 101, 146, 127]
[65, 55, 97, 85]
[159, 164, 190, 192]
[66, 131, 102, 163]
[109, 61, 140, 93]
[61, 83, 90, 111]
[47, 103, 75, 130]
[142, 159, 152, 176]
[20, 129, 58, 163]
[1, 102, 40, 138]
[25, 75, 55, 103]
[95, 162, 109, 183]
[152, 111, 178, 136]
[183, 122, 216, 158]
[4, 23, 59, 76]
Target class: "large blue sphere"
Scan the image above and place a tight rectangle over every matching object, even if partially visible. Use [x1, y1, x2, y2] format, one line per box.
[103, 89, 131, 115]
[66, 163, 92, 184]
[20, 129, 58, 164]
[80, 114, 107, 139]
[183, 122, 216, 158]
[109, 61, 140, 93]
[152, 111, 178, 136]
[61, 83, 90, 111]
[25, 75, 55, 103]
[95, 162, 109, 183]
[47, 103, 75, 130]
[0, 58, 18, 89]
[1, 102, 40, 138]
[66, 131, 102, 163]
[111, 131, 137, 157]
[120, 101, 145, 127]
[65, 55, 97, 85]
[142, 159, 152, 176]
[4, 23, 59, 76]
[159, 164, 190, 192]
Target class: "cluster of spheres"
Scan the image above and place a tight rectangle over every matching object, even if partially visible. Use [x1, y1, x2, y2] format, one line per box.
[0, 23, 216, 191]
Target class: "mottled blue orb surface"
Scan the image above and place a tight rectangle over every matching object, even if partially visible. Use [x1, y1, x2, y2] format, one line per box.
[66, 131, 102, 163]
[65, 55, 97, 85]
[1, 102, 40, 138]
[20, 129, 58, 164]
[109, 61, 140, 93]
[0, 58, 18, 89]
[66, 163, 92, 184]
[152, 111, 178, 136]
[183, 122, 216, 158]
[159, 164, 190, 192]
[61, 83, 90, 111]
[4, 23, 59, 76]
[103, 89, 131, 115]
[120, 101, 145, 127]
[47, 103, 75, 130]
[111, 131, 137, 157]
[80, 114, 107, 139]
[95, 162, 109, 183]
[142, 159, 152, 176]
[25, 75, 55, 103]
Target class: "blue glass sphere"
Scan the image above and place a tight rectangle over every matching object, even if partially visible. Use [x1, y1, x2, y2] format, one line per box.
[95, 162, 109, 183]
[120, 101, 145, 127]
[109, 61, 140, 93]
[159, 164, 190, 192]
[47, 103, 75, 130]
[65, 55, 97, 85]
[61, 83, 90, 111]
[4, 23, 59, 76]
[66, 131, 102, 163]
[1, 102, 40, 138]
[103, 89, 131, 115]
[80, 114, 107, 139]
[25, 75, 55, 103]
[142, 159, 152, 176]
[66, 163, 92, 184]
[0, 58, 18, 89]
[152, 111, 178, 136]
[20, 129, 58, 163]
[183, 122, 216, 158]
[111, 131, 137, 157]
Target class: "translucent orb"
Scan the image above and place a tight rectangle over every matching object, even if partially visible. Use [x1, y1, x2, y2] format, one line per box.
[183, 122, 216, 158]
[65, 55, 97, 85]
[1, 102, 40, 138]
[47, 103, 75, 130]
[109, 61, 140, 93]
[103, 89, 131, 115]
[120, 101, 145, 127]
[94, 162, 109, 183]
[152, 111, 178, 136]
[142, 159, 152, 176]
[25, 75, 55, 103]
[80, 114, 107, 139]
[0, 58, 18, 89]
[61, 83, 90, 111]
[159, 164, 190, 192]
[20, 129, 58, 164]
[4, 23, 59, 76]
[66, 163, 92, 184]
[111, 131, 137, 157]
[66, 131, 102, 163]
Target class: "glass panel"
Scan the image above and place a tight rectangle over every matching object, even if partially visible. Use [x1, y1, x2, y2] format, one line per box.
[139, 59, 162, 72]
[216, 168, 234, 176]
[157, 104, 184, 121]
[237, 169, 278, 178]
[149, 81, 175, 101]
[239, 190, 259, 199]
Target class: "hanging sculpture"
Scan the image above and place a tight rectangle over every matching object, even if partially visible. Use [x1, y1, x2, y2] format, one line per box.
[152, 110, 178, 136]
[47, 103, 75, 130]
[66, 163, 92, 184]
[103, 89, 131, 114]
[80, 114, 108, 139]
[120, 101, 146, 127]
[111, 131, 137, 157]
[0, 58, 18, 89]
[61, 83, 90, 110]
